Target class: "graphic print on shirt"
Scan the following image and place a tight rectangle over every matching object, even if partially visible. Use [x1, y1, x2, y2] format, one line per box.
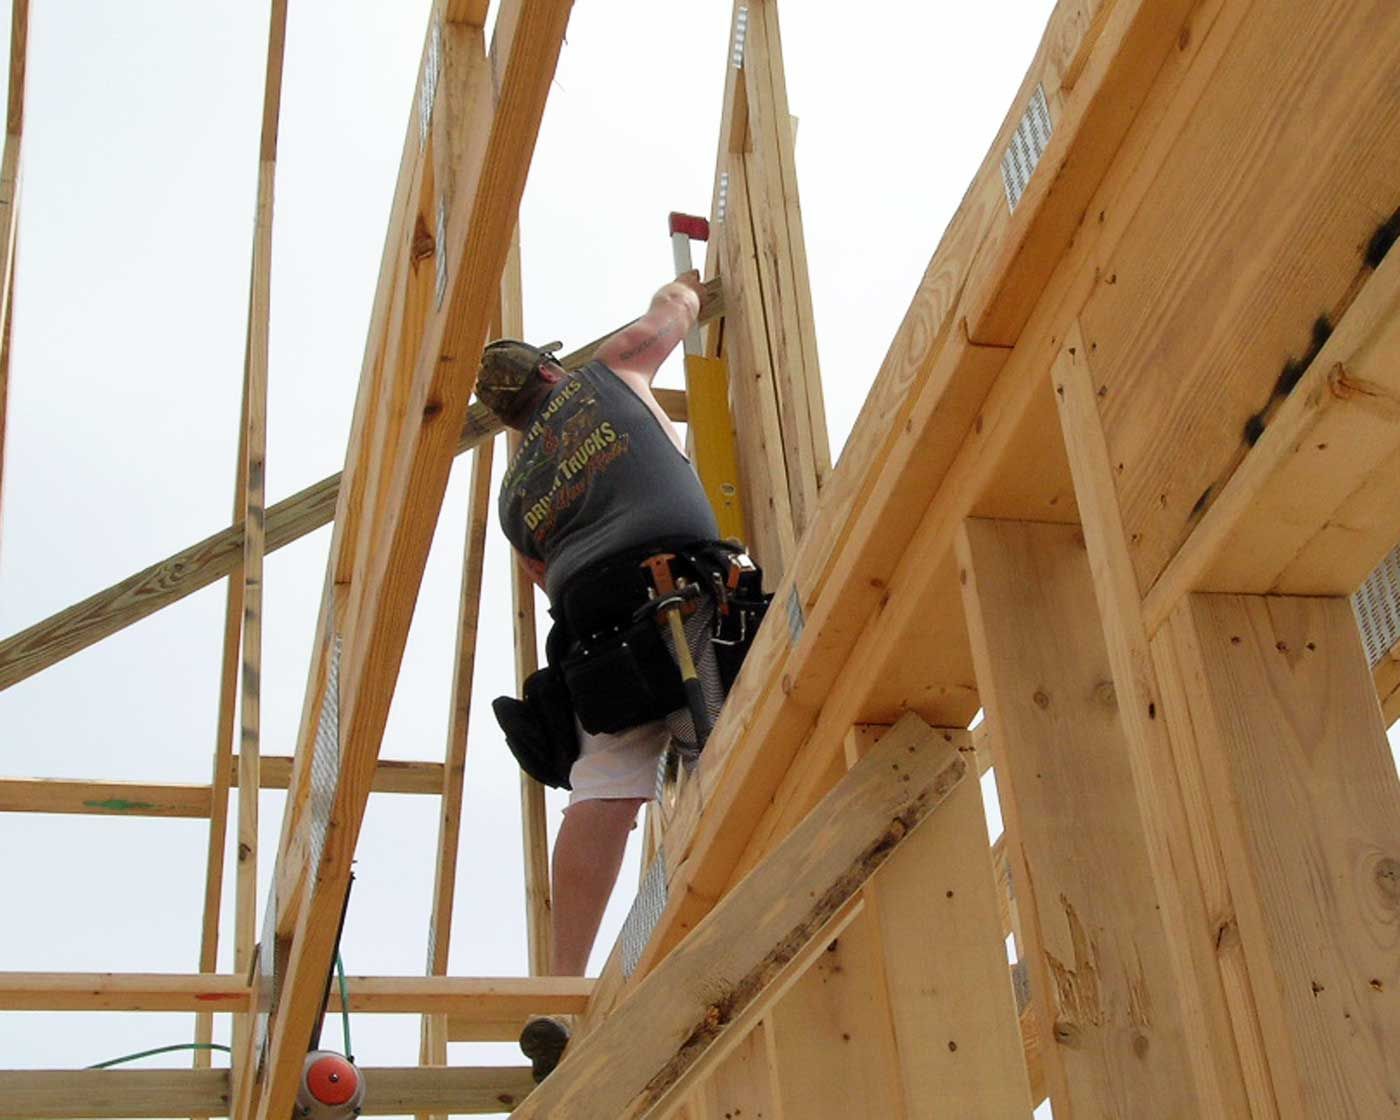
[503, 375, 632, 554]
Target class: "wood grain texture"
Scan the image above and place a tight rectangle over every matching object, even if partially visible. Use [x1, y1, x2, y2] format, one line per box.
[861, 731, 1031, 1118]
[1143, 244, 1400, 626]
[697, 1024, 779, 1120]
[1087, 0, 1400, 595]
[767, 905, 903, 1119]
[1164, 593, 1400, 1117]
[1053, 321, 1266, 1115]
[0, 1068, 537, 1118]
[959, 518, 1204, 1116]
[418, 436, 495, 1115]
[0, 779, 212, 818]
[0, 0, 28, 592]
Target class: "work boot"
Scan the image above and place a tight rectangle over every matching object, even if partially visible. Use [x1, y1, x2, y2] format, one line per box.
[519, 1016, 571, 1083]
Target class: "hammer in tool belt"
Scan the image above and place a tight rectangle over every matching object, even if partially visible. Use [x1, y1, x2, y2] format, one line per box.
[642, 553, 713, 749]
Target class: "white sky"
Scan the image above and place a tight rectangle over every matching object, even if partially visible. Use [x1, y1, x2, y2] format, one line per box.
[0, 3, 1394, 1119]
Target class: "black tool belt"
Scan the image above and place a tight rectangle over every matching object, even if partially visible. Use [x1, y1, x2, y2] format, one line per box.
[492, 538, 771, 789]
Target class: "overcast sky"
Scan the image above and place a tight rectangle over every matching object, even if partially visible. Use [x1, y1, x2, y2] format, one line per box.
[1, 3, 1395, 1118]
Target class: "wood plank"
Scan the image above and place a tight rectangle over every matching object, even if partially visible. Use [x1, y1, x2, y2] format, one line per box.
[766, 905, 904, 1119]
[0, 973, 590, 1018]
[235, 755, 444, 795]
[715, 151, 797, 581]
[0, 1068, 536, 1119]
[0, 761, 443, 816]
[0, 299, 706, 694]
[858, 732, 1031, 1117]
[1085, 0, 1400, 595]
[0, 0, 27, 542]
[242, 5, 572, 1115]
[1161, 593, 1400, 1116]
[501, 231, 552, 979]
[230, 7, 288, 1079]
[510, 714, 966, 1119]
[0, 1071, 231, 1120]
[734, 0, 826, 537]
[1052, 320, 1270, 1116]
[0, 778, 212, 818]
[1142, 242, 1400, 627]
[958, 518, 1208, 1116]
[696, 1024, 778, 1120]
[418, 436, 494, 1102]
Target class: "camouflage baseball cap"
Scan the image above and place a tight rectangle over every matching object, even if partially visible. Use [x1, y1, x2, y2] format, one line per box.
[475, 338, 563, 423]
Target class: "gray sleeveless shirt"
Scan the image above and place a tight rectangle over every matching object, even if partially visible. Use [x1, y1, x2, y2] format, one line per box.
[499, 361, 719, 602]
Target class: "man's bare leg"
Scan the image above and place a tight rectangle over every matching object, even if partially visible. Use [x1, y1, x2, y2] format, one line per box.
[550, 796, 646, 976]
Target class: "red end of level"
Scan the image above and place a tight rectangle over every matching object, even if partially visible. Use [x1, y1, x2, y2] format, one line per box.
[668, 212, 710, 242]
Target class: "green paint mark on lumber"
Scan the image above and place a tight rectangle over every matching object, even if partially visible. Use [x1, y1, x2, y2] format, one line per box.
[83, 798, 158, 813]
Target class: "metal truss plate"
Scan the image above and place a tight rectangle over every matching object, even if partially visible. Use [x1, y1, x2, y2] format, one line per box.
[1354, 542, 1400, 667]
[1001, 84, 1053, 212]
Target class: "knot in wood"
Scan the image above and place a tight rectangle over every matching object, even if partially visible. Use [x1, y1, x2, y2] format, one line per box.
[1374, 857, 1400, 905]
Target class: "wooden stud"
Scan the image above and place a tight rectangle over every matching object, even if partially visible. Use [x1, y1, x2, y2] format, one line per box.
[1054, 319, 1282, 1116]
[958, 517, 1212, 1116]
[239, 4, 571, 1116]
[766, 902, 904, 1118]
[416, 435, 495, 1113]
[497, 225, 552, 979]
[1160, 593, 1400, 1115]
[849, 726, 1032, 1118]
[0, 0, 26, 543]
[696, 1023, 779, 1120]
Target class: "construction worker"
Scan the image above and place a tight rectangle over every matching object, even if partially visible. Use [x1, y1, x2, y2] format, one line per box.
[474, 270, 766, 1080]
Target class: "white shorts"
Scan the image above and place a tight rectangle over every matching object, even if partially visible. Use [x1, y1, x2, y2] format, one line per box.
[567, 718, 670, 807]
[564, 600, 725, 809]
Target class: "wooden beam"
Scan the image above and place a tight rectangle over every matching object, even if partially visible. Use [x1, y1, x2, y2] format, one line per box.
[1142, 242, 1400, 629]
[236, 754, 444, 795]
[0, 310, 707, 693]
[0, 760, 444, 816]
[509, 713, 967, 1119]
[958, 517, 1216, 1114]
[0, 1071, 232, 1120]
[1160, 593, 1400, 1115]
[0, 0, 28, 542]
[418, 435, 494, 1096]
[0, 1068, 536, 1119]
[1052, 321, 1273, 1113]
[583, 0, 1211, 1030]
[0, 778, 212, 818]
[241, 4, 571, 1116]
[714, 0, 829, 564]
[1082, 0, 1400, 599]
[500, 228, 552, 978]
[0, 973, 590, 1020]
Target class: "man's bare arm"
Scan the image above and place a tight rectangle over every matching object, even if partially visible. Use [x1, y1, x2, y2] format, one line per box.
[594, 272, 703, 384]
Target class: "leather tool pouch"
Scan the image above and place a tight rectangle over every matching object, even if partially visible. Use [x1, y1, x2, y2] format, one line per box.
[491, 622, 581, 790]
[563, 615, 686, 735]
